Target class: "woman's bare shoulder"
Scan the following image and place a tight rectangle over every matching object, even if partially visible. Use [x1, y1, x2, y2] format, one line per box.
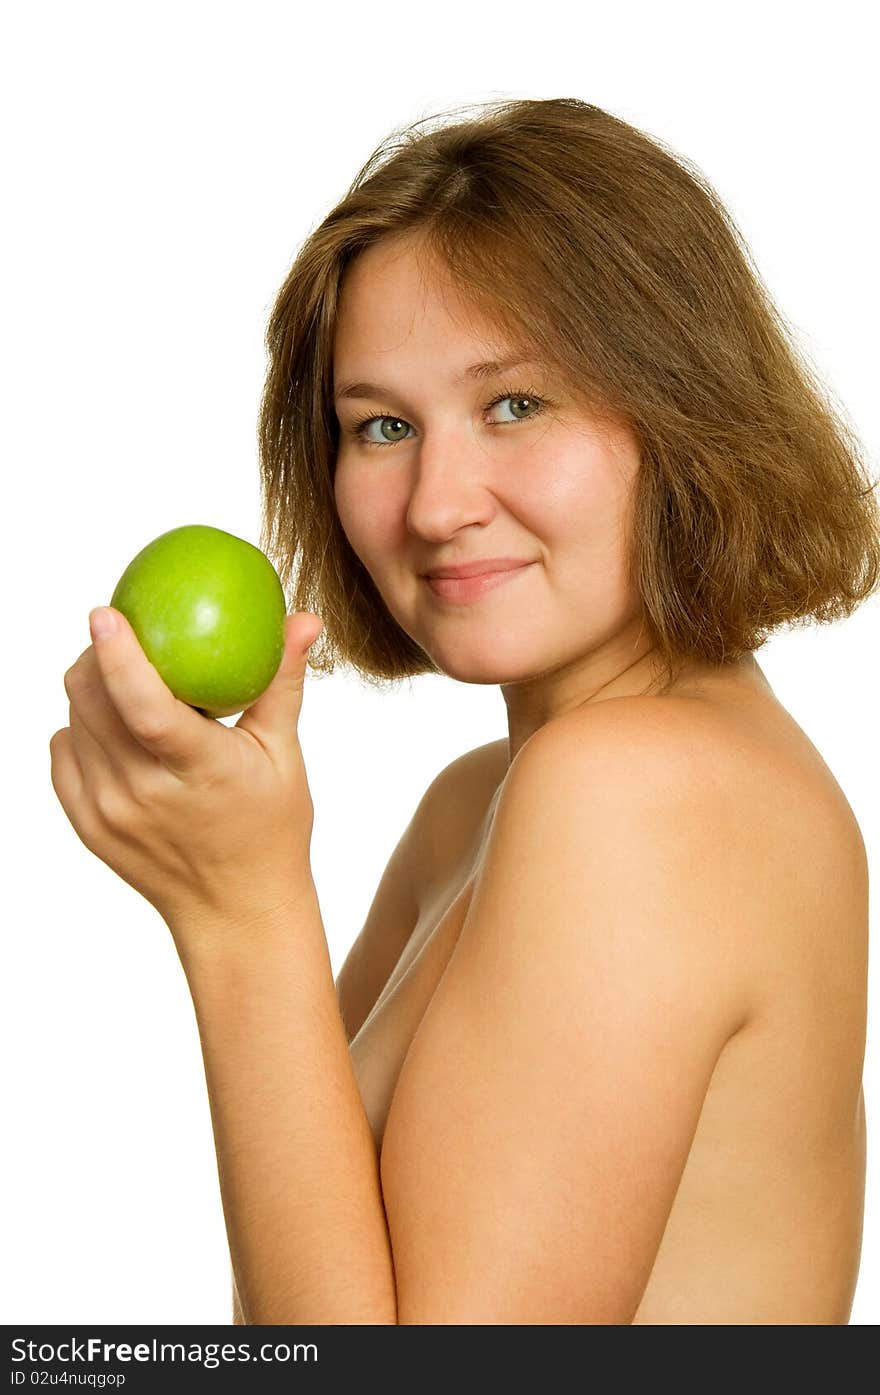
[512, 690, 867, 969]
[412, 738, 509, 896]
[334, 737, 508, 1043]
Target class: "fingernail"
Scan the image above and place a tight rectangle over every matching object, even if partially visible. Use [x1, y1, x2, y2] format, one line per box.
[89, 607, 116, 641]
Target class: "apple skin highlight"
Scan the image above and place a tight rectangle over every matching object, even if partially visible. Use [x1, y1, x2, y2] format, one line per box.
[109, 524, 288, 718]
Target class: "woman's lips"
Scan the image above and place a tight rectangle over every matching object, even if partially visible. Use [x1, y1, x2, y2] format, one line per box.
[424, 562, 535, 604]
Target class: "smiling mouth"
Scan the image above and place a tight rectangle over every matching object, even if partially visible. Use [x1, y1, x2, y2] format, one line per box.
[423, 562, 535, 605]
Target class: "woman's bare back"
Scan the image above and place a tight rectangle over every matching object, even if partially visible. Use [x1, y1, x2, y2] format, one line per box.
[347, 663, 867, 1323]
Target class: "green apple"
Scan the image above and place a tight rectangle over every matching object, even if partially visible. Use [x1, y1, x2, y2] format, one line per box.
[109, 524, 288, 718]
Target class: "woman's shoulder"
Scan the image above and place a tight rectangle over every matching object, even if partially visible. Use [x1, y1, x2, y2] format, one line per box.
[411, 737, 509, 902]
[508, 689, 867, 962]
[482, 692, 863, 1039]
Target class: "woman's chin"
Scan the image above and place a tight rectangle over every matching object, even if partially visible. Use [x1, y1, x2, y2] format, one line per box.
[426, 645, 538, 686]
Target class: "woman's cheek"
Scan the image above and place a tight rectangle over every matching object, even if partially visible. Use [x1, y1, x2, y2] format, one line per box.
[333, 465, 396, 566]
[333, 463, 366, 552]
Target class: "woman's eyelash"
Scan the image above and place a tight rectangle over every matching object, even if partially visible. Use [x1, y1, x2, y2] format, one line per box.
[349, 386, 548, 448]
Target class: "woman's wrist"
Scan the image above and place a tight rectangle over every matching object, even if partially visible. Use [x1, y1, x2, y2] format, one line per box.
[168, 876, 323, 985]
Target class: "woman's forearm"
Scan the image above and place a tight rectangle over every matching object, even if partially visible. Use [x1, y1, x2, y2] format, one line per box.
[232, 1272, 244, 1325]
[174, 884, 398, 1325]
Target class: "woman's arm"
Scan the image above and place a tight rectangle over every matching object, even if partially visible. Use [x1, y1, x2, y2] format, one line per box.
[177, 883, 398, 1326]
[378, 703, 751, 1322]
[51, 611, 396, 1323]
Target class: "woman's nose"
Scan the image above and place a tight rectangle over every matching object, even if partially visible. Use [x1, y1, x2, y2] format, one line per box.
[404, 426, 497, 540]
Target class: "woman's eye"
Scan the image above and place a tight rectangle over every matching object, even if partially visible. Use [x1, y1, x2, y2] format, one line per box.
[351, 391, 545, 448]
[357, 415, 411, 446]
[492, 393, 542, 424]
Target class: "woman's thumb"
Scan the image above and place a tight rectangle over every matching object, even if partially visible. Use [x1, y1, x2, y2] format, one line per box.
[235, 613, 323, 754]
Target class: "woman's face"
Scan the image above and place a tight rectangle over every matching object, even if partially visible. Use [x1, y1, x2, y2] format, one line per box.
[332, 233, 647, 689]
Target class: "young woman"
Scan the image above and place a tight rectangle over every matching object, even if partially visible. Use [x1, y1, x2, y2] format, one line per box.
[53, 97, 878, 1324]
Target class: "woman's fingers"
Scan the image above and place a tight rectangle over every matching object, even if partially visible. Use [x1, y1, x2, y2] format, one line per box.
[87, 607, 215, 778]
[69, 702, 117, 790]
[64, 646, 163, 786]
[49, 723, 98, 851]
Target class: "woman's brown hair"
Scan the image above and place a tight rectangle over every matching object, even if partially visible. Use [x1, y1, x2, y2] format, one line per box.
[257, 96, 880, 694]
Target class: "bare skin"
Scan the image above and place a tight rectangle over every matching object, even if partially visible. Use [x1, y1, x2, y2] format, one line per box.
[325, 231, 865, 1322]
[342, 656, 867, 1324]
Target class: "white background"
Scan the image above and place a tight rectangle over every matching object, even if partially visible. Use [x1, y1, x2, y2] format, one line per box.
[3, 0, 877, 1325]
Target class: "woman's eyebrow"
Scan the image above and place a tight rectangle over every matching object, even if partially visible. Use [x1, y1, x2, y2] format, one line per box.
[334, 355, 542, 404]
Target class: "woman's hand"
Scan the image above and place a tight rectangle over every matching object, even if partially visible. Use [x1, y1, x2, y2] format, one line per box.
[49, 606, 324, 940]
